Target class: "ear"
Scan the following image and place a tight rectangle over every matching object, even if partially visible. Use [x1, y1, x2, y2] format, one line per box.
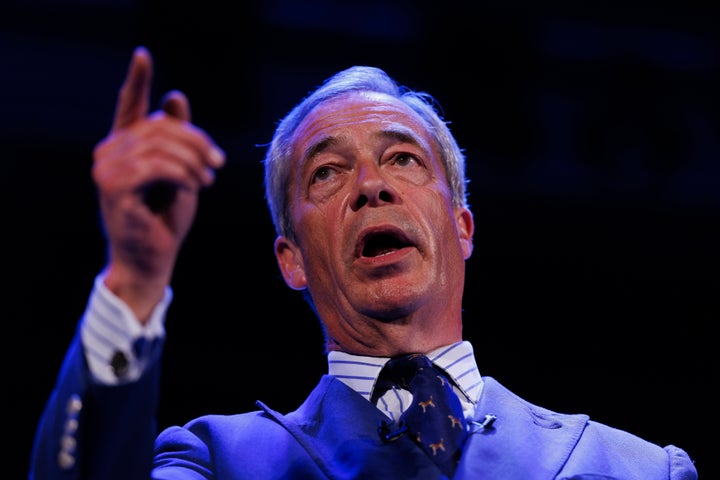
[455, 207, 474, 259]
[274, 236, 308, 290]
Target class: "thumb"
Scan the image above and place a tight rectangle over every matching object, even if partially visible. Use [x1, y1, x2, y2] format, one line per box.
[111, 46, 153, 131]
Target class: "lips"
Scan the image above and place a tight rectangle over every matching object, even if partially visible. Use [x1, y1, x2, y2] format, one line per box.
[355, 227, 415, 258]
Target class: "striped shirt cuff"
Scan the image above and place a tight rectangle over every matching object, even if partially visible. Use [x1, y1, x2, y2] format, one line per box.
[80, 273, 172, 385]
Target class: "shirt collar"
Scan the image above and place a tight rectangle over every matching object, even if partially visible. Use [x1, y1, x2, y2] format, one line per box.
[327, 341, 483, 405]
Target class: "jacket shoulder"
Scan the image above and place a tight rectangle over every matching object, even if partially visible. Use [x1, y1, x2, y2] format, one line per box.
[479, 377, 697, 479]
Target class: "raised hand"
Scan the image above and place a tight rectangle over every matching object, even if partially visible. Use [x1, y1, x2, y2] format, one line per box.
[92, 46, 225, 322]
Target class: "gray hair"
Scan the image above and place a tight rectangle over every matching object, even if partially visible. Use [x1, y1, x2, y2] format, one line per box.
[263, 66, 468, 242]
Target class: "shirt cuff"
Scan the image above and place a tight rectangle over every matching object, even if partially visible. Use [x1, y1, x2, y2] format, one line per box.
[80, 273, 172, 385]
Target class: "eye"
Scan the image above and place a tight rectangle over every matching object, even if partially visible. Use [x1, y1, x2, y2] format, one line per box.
[383, 150, 432, 186]
[389, 152, 422, 168]
[311, 165, 336, 184]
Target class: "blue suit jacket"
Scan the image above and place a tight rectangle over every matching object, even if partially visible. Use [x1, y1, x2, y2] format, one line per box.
[30, 333, 697, 479]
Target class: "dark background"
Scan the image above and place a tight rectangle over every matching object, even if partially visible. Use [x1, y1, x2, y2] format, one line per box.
[6, 2, 716, 478]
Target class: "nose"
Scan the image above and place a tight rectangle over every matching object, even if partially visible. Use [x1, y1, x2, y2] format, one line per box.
[351, 162, 399, 211]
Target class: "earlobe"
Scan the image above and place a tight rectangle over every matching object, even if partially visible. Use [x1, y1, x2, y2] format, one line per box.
[274, 236, 307, 290]
[456, 207, 474, 259]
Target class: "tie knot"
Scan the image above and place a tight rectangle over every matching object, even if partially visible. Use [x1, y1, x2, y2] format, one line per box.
[372, 354, 440, 403]
[382, 354, 433, 387]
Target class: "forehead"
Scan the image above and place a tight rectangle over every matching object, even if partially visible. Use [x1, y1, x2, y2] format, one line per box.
[291, 91, 434, 152]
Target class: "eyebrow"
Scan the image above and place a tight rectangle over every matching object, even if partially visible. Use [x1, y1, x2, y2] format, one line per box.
[305, 136, 343, 162]
[304, 128, 424, 162]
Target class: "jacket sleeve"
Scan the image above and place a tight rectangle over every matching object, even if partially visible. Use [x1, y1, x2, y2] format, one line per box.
[665, 444, 698, 480]
[29, 326, 162, 480]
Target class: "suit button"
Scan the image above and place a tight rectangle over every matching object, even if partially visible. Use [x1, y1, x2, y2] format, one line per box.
[58, 449, 75, 470]
[65, 394, 82, 415]
[58, 394, 82, 470]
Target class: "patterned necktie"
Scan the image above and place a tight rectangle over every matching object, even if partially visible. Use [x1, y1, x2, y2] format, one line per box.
[373, 353, 468, 477]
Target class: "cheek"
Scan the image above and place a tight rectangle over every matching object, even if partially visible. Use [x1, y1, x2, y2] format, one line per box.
[292, 183, 350, 241]
[292, 206, 340, 271]
[295, 203, 331, 238]
[423, 194, 463, 246]
[422, 190, 453, 222]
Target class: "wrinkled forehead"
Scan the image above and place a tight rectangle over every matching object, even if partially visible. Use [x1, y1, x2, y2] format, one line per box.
[290, 91, 435, 155]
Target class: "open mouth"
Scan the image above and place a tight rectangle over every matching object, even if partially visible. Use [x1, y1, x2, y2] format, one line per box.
[357, 230, 414, 258]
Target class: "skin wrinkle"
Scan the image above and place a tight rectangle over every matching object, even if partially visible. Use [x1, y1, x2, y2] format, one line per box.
[275, 91, 473, 357]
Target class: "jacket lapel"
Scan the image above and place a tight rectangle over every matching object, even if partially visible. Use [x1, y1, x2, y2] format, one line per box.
[258, 375, 445, 479]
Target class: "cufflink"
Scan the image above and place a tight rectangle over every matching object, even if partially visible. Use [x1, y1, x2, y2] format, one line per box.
[110, 350, 130, 379]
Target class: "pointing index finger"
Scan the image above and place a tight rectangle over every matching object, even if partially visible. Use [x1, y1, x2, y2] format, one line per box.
[111, 46, 153, 131]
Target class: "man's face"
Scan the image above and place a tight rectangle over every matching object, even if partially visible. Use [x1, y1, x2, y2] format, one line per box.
[274, 91, 473, 355]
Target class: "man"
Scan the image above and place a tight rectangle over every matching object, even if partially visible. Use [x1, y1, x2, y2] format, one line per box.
[30, 46, 697, 479]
